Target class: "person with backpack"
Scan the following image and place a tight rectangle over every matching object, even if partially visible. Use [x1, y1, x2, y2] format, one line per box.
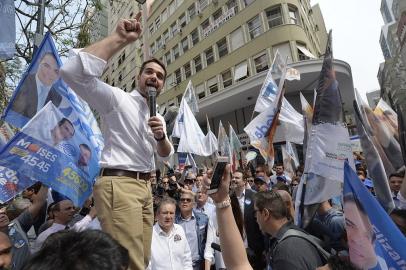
[253, 191, 328, 270]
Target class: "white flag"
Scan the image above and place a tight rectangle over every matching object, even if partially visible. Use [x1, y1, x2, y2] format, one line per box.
[182, 80, 199, 115]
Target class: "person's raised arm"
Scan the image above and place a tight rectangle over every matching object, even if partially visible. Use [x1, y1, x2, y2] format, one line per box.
[82, 12, 142, 61]
[27, 185, 49, 219]
[209, 165, 252, 270]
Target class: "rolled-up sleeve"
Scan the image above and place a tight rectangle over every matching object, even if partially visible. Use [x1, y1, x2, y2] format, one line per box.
[60, 50, 119, 114]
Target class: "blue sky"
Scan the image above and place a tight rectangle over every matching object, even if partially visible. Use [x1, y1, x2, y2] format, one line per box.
[311, 0, 385, 101]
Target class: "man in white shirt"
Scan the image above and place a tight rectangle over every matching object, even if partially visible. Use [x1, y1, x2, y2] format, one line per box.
[148, 198, 192, 270]
[270, 164, 292, 186]
[60, 13, 174, 270]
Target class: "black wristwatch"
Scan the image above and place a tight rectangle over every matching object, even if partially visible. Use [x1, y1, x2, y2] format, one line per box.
[154, 133, 166, 141]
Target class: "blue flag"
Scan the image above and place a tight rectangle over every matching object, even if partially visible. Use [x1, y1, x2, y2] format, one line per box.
[0, 103, 99, 205]
[2, 32, 103, 158]
[0, 166, 36, 203]
[0, 0, 15, 59]
[343, 162, 406, 270]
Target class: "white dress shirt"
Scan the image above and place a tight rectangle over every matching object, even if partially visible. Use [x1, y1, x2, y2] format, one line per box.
[60, 51, 174, 172]
[147, 223, 192, 270]
[35, 74, 52, 112]
[32, 222, 66, 253]
[204, 211, 226, 270]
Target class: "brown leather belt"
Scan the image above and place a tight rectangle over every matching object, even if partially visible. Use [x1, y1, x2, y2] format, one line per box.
[101, 168, 151, 180]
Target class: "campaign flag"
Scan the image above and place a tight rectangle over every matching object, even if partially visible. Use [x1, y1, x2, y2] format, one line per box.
[182, 80, 199, 115]
[296, 31, 354, 228]
[353, 100, 395, 212]
[300, 92, 313, 158]
[254, 50, 286, 113]
[0, 166, 36, 203]
[277, 99, 304, 145]
[217, 121, 231, 157]
[355, 92, 402, 176]
[343, 162, 406, 270]
[185, 152, 197, 174]
[173, 99, 210, 156]
[229, 124, 242, 173]
[397, 105, 406, 166]
[2, 32, 104, 159]
[203, 115, 218, 156]
[0, 103, 99, 205]
[0, 123, 14, 148]
[0, 0, 15, 59]
[281, 142, 299, 179]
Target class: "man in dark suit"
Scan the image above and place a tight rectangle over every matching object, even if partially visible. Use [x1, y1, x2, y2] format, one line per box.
[12, 52, 62, 118]
[231, 170, 266, 270]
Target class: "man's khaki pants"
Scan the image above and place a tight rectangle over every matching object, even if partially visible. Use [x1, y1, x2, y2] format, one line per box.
[94, 176, 153, 270]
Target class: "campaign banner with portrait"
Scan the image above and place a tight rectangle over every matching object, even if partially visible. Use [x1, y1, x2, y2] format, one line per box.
[1, 32, 104, 160]
[343, 162, 406, 270]
[0, 166, 36, 203]
[0, 103, 99, 205]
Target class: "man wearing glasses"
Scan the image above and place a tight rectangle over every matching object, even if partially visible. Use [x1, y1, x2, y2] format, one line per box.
[12, 52, 62, 118]
[175, 192, 208, 270]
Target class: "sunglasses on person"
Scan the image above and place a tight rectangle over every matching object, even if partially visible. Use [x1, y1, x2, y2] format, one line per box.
[180, 198, 192, 203]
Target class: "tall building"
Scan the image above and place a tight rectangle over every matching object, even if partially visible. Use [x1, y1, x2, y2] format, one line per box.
[146, 0, 355, 137]
[378, 0, 406, 109]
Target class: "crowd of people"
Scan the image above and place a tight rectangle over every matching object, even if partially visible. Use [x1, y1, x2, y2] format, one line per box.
[1, 156, 405, 270]
[1, 13, 406, 270]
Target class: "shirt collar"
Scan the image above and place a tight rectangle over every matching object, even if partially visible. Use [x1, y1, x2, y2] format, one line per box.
[181, 211, 195, 221]
[156, 223, 175, 236]
[35, 73, 51, 91]
[130, 89, 145, 99]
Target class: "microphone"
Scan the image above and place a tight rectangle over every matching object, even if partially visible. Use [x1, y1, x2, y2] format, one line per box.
[211, 243, 221, 252]
[147, 85, 157, 117]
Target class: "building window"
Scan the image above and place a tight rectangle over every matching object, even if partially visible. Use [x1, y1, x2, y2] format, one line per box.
[201, 18, 210, 33]
[254, 53, 268, 73]
[166, 74, 174, 89]
[266, 6, 283, 28]
[217, 38, 228, 58]
[150, 43, 156, 54]
[296, 43, 316, 60]
[196, 83, 206, 99]
[273, 42, 292, 64]
[243, 0, 254, 7]
[288, 6, 299, 25]
[173, 45, 180, 60]
[205, 47, 214, 66]
[149, 24, 154, 35]
[222, 69, 233, 88]
[157, 37, 162, 50]
[175, 69, 182, 84]
[188, 3, 196, 20]
[194, 55, 202, 72]
[208, 76, 218, 94]
[165, 51, 172, 65]
[191, 29, 199, 46]
[199, 0, 208, 11]
[169, 1, 176, 15]
[213, 9, 222, 22]
[247, 15, 262, 39]
[184, 62, 191, 78]
[234, 61, 248, 81]
[171, 22, 178, 37]
[161, 8, 168, 22]
[230, 27, 244, 51]
[226, 0, 239, 13]
[181, 37, 189, 53]
[155, 16, 161, 29]
[179, 13, 187, 28]
[163, 30, 169, 43]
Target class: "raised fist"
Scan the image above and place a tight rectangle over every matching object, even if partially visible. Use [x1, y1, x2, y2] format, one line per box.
[116, 12, 142, 43]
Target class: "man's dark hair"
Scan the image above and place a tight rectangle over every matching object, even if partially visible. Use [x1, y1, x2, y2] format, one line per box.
[139, 57, 167, 80]
[22, 230, 129, 270]
[272, 182, 290, 193]
[57, 118, 75, 136]
[253, 191, 288, 220]
[389, 171, 405, 179]
[26, 182, 42, 193]
[79, 143, 91, 152]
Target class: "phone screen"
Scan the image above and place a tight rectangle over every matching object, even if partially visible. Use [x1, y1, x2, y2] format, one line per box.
[207, 156, 229, 194]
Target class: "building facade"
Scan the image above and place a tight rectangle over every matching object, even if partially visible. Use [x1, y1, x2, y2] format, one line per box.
[378, 0, 406, 109]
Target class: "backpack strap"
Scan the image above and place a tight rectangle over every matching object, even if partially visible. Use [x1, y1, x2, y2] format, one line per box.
[278, 229, 331, 262]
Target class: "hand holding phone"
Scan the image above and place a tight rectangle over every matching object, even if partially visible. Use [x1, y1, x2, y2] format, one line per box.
[207, 156, 229, 194]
